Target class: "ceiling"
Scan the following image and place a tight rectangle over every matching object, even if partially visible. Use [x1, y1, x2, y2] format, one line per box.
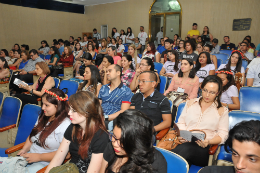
[54, 0, 127, 6]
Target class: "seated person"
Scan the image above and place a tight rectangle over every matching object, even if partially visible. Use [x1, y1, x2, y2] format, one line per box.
[17, 88, 71, 172]
[160, 50, 180, 78]
[46, 46, 60, 66]
[179, 40, 198, 64]
[98, 64, 133, 131]
[107, 46, 121, 66]
[130, 71, 171, 132]
[200, 120, 260, 173]
[15, 50, 29, 70]
[158, 37, 169, 54]
[203, 44, 218, 69]
[221, 36, 236, 50]
[99, 56, 114, 85]
[172, 75, 229, 167]
[121, 55, 135, 88]
[128, 44, 141, 69]
[246, 63, 260, 87]
[117, 38, 125, 55]
[142, 42, 159, 62]
[99, 109, 167, 173]
[6, 49, 17, 65]
[21, 44, 30, 51]
[15, 62, 55, 108]
[216, 68, 240, 110]
[75, 52, 93, 77]
[239, 41, 254, 61]
[51, 46, 73, 77]
[218, 50, 245, 86]
[38, 40, 50, 56]
[160, 39, 174, 64]
[130, 57, 159, 91]
[77, 65, 102, 97]
[0, 49, 9, 60]
[86, 43, 97, 61]
[8, 49, 20, 69]
[195, 52, 215, 84]
[156, 38, 164, 51]
[133, 37, 142, 54]
[187, 23, 200, 39]
[211, 38, 220, 54]
[164, 58, 199, 122]
[45, 91, 109, 173]
[0, 57, 10, 82]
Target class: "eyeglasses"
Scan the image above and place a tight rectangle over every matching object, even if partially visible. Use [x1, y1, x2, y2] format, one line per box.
[30, 55, 34, 57]
[202, 88, 217, 95]
[138, 80, 154, 84]
[108, 131, 121, 147]
[139, 63, 148, 66]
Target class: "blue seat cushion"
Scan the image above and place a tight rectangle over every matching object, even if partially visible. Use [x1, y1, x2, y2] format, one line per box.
[58, 74, 64, 77]
[0, 148, 8, 157]
[189, 165, 203, 173]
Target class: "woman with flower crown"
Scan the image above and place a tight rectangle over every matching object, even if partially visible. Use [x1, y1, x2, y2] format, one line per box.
[15, 61, 55, 109]
[216, 68, 240, 110]
[16, 88, 71, 173]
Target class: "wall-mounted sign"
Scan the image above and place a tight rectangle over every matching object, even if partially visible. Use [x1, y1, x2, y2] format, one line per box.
[233, 18, 252, 31]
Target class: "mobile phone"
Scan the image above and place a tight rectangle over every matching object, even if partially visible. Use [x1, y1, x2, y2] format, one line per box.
[191, 135, 199, 142]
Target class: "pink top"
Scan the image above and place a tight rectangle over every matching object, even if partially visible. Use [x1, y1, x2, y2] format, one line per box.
[177, 98, 229, 144]
[164, 74, 199, 99]
[113, 56, 121, 65]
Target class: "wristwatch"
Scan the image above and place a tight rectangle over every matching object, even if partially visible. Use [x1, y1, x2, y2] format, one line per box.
[226, 104, 229, 109]
[105, 117, 109, 121]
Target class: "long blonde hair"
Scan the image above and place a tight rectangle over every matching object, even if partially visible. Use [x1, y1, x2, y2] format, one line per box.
[128, 44, 137, 66]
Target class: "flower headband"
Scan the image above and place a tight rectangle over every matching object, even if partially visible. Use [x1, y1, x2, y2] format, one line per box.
[44, 89, 68, 101]
[231, 50, 245, 59]
[215, 70, 233, 75]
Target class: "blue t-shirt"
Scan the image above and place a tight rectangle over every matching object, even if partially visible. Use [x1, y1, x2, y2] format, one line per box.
[18, 60, 29, 69]
[159, 46, 166, 54]
[98, 82, 133, 130]
[59, 46, 64, 56]
[157, 45, 162, 51]
[256, 43, 260, 51]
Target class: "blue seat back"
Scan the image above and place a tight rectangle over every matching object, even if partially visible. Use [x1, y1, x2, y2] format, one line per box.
[59, 80, 79, 98]
[159, 76, 167, 94]
[156, 147, 189, 173]
[154, 62, 163, 74]
[213, 53, 229, 63]
[242, 60, 248, 71]
[175, 102, 186, 123]
[239, 87, 260, 113]
[14, 104, 41, 145]
[217, 59, 223, 68]
[39, 54, 45, 59]
[219, 50, 233, 56]
[45, 55, 51, 60]
[138, 54, 142, 58]
[0, 97, 21, 128]
[123, 44, 128, 52]
[0, 92, 4, 106]
[53, 77, 60, 88]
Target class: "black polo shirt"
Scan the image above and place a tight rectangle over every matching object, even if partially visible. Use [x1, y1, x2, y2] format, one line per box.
[130, 90, 171, 126]
[200, 166, 235, 173]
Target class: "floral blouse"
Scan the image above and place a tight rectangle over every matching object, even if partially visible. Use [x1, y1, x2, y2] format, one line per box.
[121, 68, 135, 87]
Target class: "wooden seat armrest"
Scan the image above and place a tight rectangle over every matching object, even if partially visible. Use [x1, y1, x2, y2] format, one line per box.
[64, 65, 73, 68]
[156, 128, 170, 140]
[22, 91, 30, 94]
[209, 144, 219, 155]
[0, 81, 9, 84]
[32, 73, 37, 76]
[5, 142, 25, 154]
[0, 124, 16, 132]
[36, 158, 71, 173]
[37, 98, 42, 101]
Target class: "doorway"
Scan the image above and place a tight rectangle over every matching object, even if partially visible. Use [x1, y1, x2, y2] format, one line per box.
[101, 25, 108, 39]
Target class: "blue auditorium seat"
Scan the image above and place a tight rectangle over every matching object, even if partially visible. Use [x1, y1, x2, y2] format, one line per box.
[212, 54, 229, 64]
[39, 54, 45, 59]
[217, 59, 223, 68]
[154, 62, 163, 74]
[159, 76, 167, 94]
[239, 87, 260, 113]
[242, 60, 248, 72]
[53, 77, 60, 88]
[175, 102, 186, 123]
[219, 50, 233, 56]
[45, 55, 51, 60]
[58, 80, 79, 98]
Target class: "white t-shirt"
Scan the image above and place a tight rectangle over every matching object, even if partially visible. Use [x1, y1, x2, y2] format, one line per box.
[218, 64, 245, 74]
[126, 33, 135, 44]
[117, 44, 125, 53]
[107, 43, 112, 47]
[113, 32, 120, 39]
[220, 85, 238, 104]
[196, 64, 215, 83]
[143, 51, 159, 62]
[247, 58, 260, 69]
[30, 118, 71, 165]
[5, 57, 17, 65]
[132, 56, 141, 69]
[163, 61, 181, 75]
[81, 41, 88, 47]
[120, 35, 126, 44]
[156, 31, 163, 44]
[138, 32, 148, 45]
[244, 51, 254, 60]
[246, 63, 260, 86]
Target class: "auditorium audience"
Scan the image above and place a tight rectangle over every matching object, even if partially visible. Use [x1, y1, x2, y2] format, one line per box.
[107, 46, 121, 66]
[128, 44, 141, 69]
[111, 38, 117, 47]
[221, 36, 235, 50]
[73, 42, 84, 59]
[176, 40, 185, 56]
[0, 57, 10, 82]
[9, 50, 29, 70]
[216, 68, 240, 110]
[117, 38, 125, 55]
[98, 64, 133, 131]
[195, 42, 203, 55]
[0, 49, 9, 59]
[156, 26, 164, 46]
[142, 42, 159, 62]
[99, 109, 167, 173]
[173, 34, 179, 46]
[86, 43, 97, 61]
[38, 40, 50, 56]
[99, 56, 114, 85]
[75, 52, 93, 77]
[126, 27, 135, 44]
[6, 49, 16, 65]
[160, 50, 180, 78]
[138, 26, 148, 54]
[157, 38, 164, 51]
[120, 29, 126, 44]
[107, 36, 112, 47]
[160, 39, 174, 64]
[201, 26, 213, 45]
[218, 50, 245, 86]
[45, 91, 109, 173]
[238, 38, 255, 54]
[203, 44, 218, 69]
[239, 41, 254, 61]
[246, 63, 260, 87]
[172, 75, 228, 167]
[180, 40, 199, 64]
[158, 37, 169, 54]
[81, 35, 88, 47]
[130, 71, 171, 132]
[187, 23, 200, 39]
[211, 38, 220, 54]
[195, 52, 215, 84]
[121, 55, 135, 87]
[13, 43, 21, 51]
[77, 65, 101, 96]
[46, 46, 60, 66]
[201, 120, 260, 173]
[133, 37, 142, 54]
[93, 28, 101, 41]
[112, 27, 120, 39]
[197, 36, 202, 44]
[17, 88, 70, 172]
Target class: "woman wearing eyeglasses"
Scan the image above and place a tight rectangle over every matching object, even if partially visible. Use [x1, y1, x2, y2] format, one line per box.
[38, 40, 50, 56]
[99, 109, 167, 173]
[45, 91, 109, 173]
[171, 75, 229, 167]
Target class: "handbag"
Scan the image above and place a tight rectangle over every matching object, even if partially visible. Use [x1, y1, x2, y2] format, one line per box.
[157, 124, 181, 150]
[166, 91, 188, 106]
[52, 65, 63, 70]
[49, 163, 79, 173]
[0, 156, 29, 173]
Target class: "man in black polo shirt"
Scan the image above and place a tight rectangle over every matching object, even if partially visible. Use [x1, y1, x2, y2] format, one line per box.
[220, 36, 235, 50]
[130, 71, 171, 132]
